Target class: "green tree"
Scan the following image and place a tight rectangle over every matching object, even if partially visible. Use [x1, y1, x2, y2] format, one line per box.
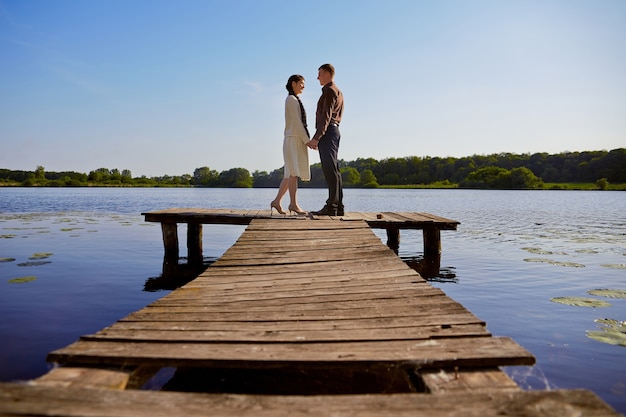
[349, 157, 378, 172]
[307, 164, 327, 188]
[596, 178, 609, 190]
[35, 166, 46, 180]
[193, 167, 219, 186]
[359, 169, 378, 187]
[462, 166, 509, 188]
[88, 168, 111, 183]
[219, 168, 252, 188]
[508, 167, 543, 189]
[121, 169, 133, 184]
[380, 173, 401, 185]
[341, 166, 360, 187]
[109, 169, 122, 183]
[252, 170, 283, 188]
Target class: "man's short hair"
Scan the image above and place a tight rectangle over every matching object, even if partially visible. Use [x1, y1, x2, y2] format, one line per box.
[319, 63, 335, 77]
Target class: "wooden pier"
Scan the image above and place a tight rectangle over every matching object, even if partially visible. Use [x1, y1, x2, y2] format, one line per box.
[142, 208, 461, 278]
[0, 213, 620, 416]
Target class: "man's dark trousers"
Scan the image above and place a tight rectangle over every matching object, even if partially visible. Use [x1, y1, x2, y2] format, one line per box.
[318, 124, 343, 211]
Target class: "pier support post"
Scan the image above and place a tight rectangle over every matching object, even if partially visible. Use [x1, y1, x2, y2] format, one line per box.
[386, 227, 400, 254]
[422, 226, 441, 278]
[161, 222, 179, 273]
[187, 223, 203, 268]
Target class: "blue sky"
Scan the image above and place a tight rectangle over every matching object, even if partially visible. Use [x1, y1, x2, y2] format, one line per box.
[1, 0, 624, 177]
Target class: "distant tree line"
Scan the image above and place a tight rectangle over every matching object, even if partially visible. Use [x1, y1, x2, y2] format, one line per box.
[1, 148, 624, 190]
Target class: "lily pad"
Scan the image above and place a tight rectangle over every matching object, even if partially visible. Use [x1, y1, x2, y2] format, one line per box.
[587, 289, 626, 299]
[595, 318, 623, 326]
[550, 296, 611, 308]
[524, 258, 585, 268]
[600, 264, 626, 270]
[17, 261, 52, 267]
[0, 257, 16, 263]
[29, 252, 54, 260]
[587, 331, 626, 346]
[586, 319, 626, 347]
[8, 276, 37, 284]
[61, 227, 83, 232]
[522, 247, 553, 255]
[575, 249, 599, 254]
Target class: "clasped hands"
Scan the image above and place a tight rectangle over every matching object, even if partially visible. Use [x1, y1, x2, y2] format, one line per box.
[306, 139, 319, 150]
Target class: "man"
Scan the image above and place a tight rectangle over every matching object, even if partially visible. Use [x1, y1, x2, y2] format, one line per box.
[307, 63, 345, 216]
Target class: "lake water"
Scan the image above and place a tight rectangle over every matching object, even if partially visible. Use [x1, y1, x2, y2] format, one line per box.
[1, 187, 625, 412]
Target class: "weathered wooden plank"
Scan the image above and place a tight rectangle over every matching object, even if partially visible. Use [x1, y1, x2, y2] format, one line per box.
[119, 302, 471, 322]
[125, 292, 465, 313]
[420, 368, 520, 393]
[182, 274, 423, 292]
[228, 235, 385, 246]
[223, 234, 392, 250]
[106, 313, 486, 331]
[48, 336, 534, 369]
[32, 367, 129, 390]
[144, 209, 255, 225]
[231, 239, 384, 249]
[150, 290, 448, 309]
[142, 209, 461, 231]
[83, 323, 489, 343]
[154, 285, 437, 306]
[1, 383, 618, 417]
[172, 273, 424, 292]
[155, 275, 434, 294]
[164, 279, 427, 296]
[187, 277, 426, 292]
[231, 231, 379, 241]
[107, 307, 476, 329]
[140, 207, 460, 229]
[365, 212, 459, 231]
[235, 232, 379, 242]
[245, 219, 371, 230]
[348, 211, 383, 221]
[210, 252, 395, 266]
[160, 283, 427, 303]
[214, 247, 394, 264]
[196, 257, 420, 279]
[142, 294, 455, 311]
[239, 223, 375, 233]
[191, 267, 420, 284]
[176, 281, 429, 299]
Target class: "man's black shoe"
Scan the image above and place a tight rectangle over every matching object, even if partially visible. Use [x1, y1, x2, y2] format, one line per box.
[311, 206, 337, 216]
[336, 208, 345, 216]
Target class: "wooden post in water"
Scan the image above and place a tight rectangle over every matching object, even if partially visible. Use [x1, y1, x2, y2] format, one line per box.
[161, 222, 179, 275]
[422, 225, 441, 278]
[386, 227, 400, 254]
[187, 223, 203, 268]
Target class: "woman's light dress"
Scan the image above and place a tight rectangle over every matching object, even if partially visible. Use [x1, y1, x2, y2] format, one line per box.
[283, 95, 310, 181]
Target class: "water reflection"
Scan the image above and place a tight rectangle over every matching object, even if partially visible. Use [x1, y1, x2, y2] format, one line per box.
[402, 255, 458, 283]
[144, 257, 216, 291]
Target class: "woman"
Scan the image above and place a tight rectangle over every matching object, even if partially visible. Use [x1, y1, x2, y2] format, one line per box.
[270, 74, 310, 215]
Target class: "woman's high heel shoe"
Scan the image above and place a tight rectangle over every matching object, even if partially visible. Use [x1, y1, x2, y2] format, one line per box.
[288, 204, 307, 215]
[270, 201, 285, 216]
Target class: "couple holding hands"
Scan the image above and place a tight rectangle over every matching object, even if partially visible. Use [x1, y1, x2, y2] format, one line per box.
[270, 63, 345, 217]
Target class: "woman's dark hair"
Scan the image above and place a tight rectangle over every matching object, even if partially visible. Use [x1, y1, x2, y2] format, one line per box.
[286, 74, 305, 95]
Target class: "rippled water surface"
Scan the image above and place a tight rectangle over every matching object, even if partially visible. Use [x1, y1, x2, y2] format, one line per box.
[1, 188, 624, 412]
